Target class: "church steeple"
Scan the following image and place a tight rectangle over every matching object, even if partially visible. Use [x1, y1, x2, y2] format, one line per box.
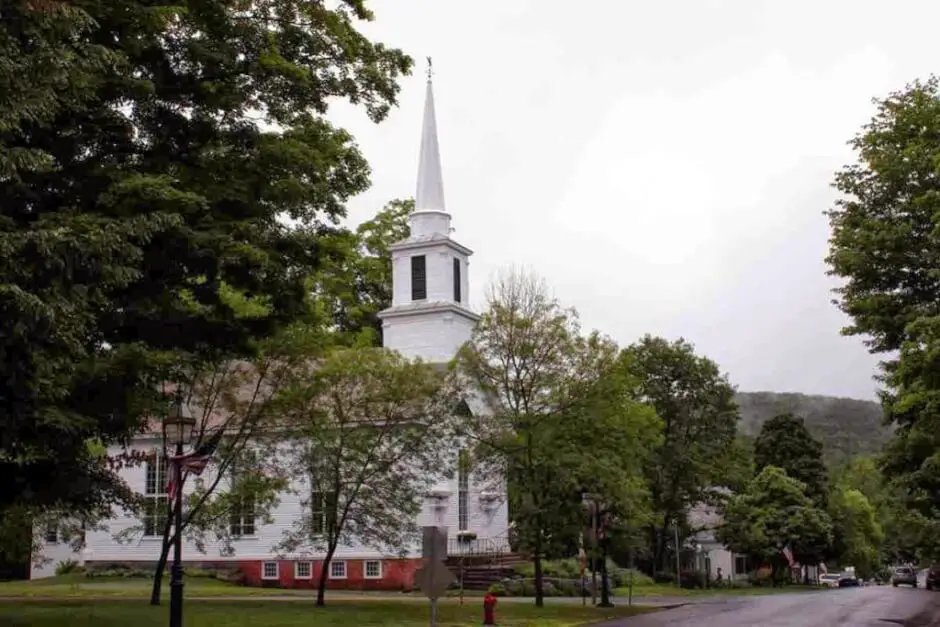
[415, 58, 445, 213]
[409, 58, 451, 240]
[377, 59, 480, 364]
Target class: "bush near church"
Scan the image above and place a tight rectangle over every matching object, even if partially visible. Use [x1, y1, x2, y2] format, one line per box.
[488, 559, 654, 597]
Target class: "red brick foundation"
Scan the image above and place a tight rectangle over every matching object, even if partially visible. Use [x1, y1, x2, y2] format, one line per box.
[238, 558, 422, 591]
[83, 557, 423, 591]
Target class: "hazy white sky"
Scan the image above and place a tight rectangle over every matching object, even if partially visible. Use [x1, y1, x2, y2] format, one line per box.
[327, 0, 940, 400]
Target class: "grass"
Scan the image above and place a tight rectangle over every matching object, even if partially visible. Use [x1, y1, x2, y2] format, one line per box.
[0, 574, 317, 598]
[0, 573, 821, 602]
[0, 601, 658, 627]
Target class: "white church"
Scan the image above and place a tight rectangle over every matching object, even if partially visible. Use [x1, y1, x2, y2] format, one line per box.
[34, 74, 511, 589]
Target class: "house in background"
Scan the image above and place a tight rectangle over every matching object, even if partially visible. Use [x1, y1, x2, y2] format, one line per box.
[32, 73, 511, 589]
[688, 499, 744, 581]
[688, 497, 823, 584]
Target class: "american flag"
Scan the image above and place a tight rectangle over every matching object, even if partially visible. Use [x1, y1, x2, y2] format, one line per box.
[166, 429, 224, 502]
[781, 544, 795, 568]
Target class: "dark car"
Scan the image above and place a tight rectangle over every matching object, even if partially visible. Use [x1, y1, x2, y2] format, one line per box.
[926, 565, 940, 590]
[838, 573, 860, 588]
[892, 566, 918, 588]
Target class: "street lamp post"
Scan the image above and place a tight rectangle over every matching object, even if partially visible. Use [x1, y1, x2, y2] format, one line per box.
[164, 390, 195, 627]
[597, 508, 613, 608]
[580, 490, 613, 608]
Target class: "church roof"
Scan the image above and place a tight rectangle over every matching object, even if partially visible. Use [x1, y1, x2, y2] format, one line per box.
[414, 62, 446, 213]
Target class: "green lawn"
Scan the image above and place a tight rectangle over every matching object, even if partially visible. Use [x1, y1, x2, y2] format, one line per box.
[0, 601, 657, 627]
[0, 574, 820, 602]
[0, 574, 317, 598]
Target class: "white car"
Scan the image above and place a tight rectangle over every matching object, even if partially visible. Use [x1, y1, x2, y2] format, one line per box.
[820, 574, 841, 588]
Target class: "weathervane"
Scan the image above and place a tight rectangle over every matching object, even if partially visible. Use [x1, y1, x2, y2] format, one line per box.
[426, 56, 433, 82]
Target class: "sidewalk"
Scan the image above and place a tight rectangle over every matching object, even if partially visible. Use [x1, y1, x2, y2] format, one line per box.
[0, 593, 691, 608]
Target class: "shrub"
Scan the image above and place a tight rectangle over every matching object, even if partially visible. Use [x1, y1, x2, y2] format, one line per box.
[54, 559, 84, 576]
[487, 582, 506, 597]
[679, 570, 707, 589]
[653, 571, 677, 584]
[186, 568, 218, 579]
[512, 559, 582, 580]
[512, 562, 535, 578]
[610, 568, 654, 587]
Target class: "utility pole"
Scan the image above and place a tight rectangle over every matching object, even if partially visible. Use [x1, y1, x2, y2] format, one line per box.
[674, 522, 681, 588]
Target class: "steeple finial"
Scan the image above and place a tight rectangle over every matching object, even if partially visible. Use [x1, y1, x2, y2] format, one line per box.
[414, 58, 445, 212]
[426, 56, 433, 82]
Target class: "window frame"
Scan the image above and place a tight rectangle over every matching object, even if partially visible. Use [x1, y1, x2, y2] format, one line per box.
[410, 255, 427, 301]
[310, 490, 327, 536]
[457, 449, 470, 531]
[43, 524, 58, 544]
[261, 561, 279, 580]
[453, 257, 461, 303]
[364, 560, 383, 579]
[329, 560, 347, 580]
[294, 561, 313, 580]
[143, 455, 169, 537]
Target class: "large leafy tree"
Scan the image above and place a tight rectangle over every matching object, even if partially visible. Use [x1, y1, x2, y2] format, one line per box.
[754, 414, 829, 506]
[456, 268, 661, 607]
[622, 335, 740, 574]
[826, 76, 940, 559]
[833, 456, 919, 564]
[275, 347, 455, 606]
[828, 487, 884, 578]
[1, 0, 411, 514]
[717, 466, 832, 584]
[316, 198, 412, 345]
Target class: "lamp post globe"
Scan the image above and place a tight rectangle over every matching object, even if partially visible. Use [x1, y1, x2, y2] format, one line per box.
[164, 391, 195, 448]
[165, 389, 194, 627]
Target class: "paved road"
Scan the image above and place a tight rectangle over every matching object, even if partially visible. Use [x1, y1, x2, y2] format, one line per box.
[602, 587, 940, 626]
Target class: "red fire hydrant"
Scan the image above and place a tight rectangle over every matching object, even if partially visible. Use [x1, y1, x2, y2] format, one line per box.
[483, 592, 497, 625]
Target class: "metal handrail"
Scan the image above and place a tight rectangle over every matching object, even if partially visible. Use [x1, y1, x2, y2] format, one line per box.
[447, 532, 512, 557]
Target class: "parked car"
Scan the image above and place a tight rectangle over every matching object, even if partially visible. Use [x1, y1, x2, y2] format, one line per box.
[892, 566, 918, 588]
[838, 573, 861, 588]
[926, 565, 940, 590]
[820, 574, 841, 588]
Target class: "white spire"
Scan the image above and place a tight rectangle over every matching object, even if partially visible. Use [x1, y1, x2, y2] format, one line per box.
[415, 57, 446, 212]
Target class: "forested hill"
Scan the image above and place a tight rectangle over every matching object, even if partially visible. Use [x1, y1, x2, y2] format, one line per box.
[735, 391, 893, 462]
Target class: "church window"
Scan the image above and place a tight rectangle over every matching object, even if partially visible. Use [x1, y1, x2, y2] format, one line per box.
[411, 255, 427, 300]
[457, 449, 470, 530]
[143, 456, 169, 537]
[229, 461, 256, 536]
[453, 258, 462, 303]
[310, 490, 337, 536]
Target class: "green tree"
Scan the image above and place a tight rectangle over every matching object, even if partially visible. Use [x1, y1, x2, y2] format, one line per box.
[754, 414, 829, 506]
[828, 487, 884, 578]
[826, 76, 940, 356]
[622, 335, 739, 574]
[136, 322, 324, 605]
[456, 268, 661, 607]
[826, 77, 940, 561]
[1, 0, 411, 514]
[717, 466, 833, 584]
[833, 456, 923, 565]
[317, 199, 412, 345]
[275, 346, 456, 607]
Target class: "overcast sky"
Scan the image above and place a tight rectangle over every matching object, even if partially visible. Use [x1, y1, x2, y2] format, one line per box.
[325, 0, 940, 401]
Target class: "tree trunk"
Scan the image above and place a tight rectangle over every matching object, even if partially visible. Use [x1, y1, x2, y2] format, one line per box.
[654, 524, 670, 574]
[533, 546, 544, 608]
[317, 545, 338, 607]
[149, 510, 175, 605]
